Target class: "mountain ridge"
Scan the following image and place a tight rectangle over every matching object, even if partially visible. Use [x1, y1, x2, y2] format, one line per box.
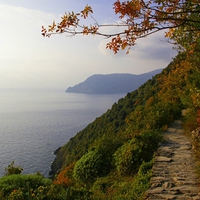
[66, 69, 162, 94]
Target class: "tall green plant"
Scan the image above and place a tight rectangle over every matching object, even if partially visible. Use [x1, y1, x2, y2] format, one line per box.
[4, 161, 23, 176]
[114, 130, 162, 175]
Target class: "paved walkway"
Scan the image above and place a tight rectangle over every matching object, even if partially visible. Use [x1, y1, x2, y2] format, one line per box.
[145, 120, 200, 200]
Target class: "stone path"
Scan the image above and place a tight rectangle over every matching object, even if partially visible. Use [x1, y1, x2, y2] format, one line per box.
[145, 120, 200, 200]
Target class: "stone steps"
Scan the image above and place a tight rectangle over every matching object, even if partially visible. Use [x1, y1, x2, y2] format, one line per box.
[145, 120, 200, 200]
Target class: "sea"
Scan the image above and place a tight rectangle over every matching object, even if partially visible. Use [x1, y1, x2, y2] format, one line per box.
[0, 88, 125, 177]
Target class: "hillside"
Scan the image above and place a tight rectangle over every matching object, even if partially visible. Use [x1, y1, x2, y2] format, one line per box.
[66, 69, 162, 94]
[48, 50, 200, 199]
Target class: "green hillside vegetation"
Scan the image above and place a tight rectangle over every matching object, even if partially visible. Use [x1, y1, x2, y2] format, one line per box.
[47, 50, 199, 199]
[51, 51, 199, 173]
[0, 47, 199, 199]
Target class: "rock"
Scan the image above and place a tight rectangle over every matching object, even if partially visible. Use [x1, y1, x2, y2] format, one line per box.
[155, 156, 173, 162]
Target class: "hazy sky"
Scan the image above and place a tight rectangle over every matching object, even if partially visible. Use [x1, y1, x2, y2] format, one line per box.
[0, 0, 177, 90]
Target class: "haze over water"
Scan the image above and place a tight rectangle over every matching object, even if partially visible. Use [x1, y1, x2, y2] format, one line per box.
[0, 89, 125, 177]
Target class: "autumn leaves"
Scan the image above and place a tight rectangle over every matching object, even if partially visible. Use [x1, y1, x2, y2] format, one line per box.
[42, 1, 200, 54]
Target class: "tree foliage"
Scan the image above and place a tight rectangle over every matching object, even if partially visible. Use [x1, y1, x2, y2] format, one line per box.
[53, 162, 75, 188]
[42, 0, 200, 53]
[114, 130, 162, 175]
[4, 161, 23, 176]
[0, 173, 52, 199]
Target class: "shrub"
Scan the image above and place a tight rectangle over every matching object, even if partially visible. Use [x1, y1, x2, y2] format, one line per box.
[4, 161, 23, 176]
[0, 174, 52, 198]
[73, 150, 105, 187]
[73, 135, 123, 187]
[114, 130, 162, 175]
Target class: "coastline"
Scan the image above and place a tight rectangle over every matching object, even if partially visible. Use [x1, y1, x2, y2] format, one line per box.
[49, 147, 61, 178]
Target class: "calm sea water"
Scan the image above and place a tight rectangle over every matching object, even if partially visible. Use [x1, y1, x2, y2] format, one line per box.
[0, 89, 125, 177]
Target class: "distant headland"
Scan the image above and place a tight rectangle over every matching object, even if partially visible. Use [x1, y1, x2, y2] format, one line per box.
[66, 69, 162, 94]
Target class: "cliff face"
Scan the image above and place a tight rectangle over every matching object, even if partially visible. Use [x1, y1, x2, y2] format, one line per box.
[66, 69, 162, 94]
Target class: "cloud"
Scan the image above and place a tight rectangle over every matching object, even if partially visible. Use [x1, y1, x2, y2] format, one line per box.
[0, 4, 76, 88]
[0, 4, 57, 59]
[130, 31, 177, 62]
[98, 26, 177, 63]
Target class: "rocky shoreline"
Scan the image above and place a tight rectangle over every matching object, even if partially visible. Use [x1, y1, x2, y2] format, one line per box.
[49, 147, 61, 178]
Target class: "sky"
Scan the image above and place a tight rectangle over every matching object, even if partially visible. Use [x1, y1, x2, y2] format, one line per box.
[0, 0, 177, 90]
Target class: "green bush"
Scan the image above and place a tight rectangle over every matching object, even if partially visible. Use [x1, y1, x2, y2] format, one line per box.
[70, 187, 92, 200]
[4, 161, 23, 176]
[73, 150, 106, 187]
[0, 174, 52, 198]
[45, 184, 68, 200]
[114, 130, 162, 175]
[8, 188, 25, 200]
[73, 135, 124, 187]
[92, 177, 113, 193]
[128, 160, 153, 200]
